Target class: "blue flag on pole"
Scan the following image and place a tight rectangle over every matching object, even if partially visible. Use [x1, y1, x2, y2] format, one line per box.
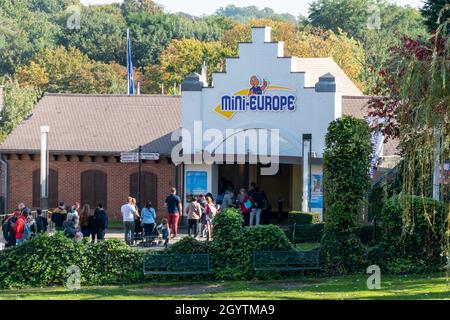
[127, 29, 134, 95]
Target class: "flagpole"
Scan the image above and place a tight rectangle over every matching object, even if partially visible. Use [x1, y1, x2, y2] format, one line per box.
[126, 28, 130, 95]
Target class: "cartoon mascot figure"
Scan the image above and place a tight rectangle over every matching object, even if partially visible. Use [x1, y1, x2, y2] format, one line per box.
[248, 75, 268, 96]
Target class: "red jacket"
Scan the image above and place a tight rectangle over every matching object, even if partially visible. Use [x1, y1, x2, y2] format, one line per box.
[240, 195, 252, 214]
[13, 216, 26, 239]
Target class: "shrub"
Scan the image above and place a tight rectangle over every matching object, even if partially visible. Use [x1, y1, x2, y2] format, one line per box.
[320, 116, 372, 274]
[209, 208, 294, 280]
[288, 223, 325, 243]
[164, 237, 209, 254]
[0, 233, 87, 288]
[320, 230, 367, 275]
[83, 239, 143, 285]
[288, 211, 320, 225]
[0, 233, 144, 289]
[370, 194, 449, 273]
[355, 225, 381, 245]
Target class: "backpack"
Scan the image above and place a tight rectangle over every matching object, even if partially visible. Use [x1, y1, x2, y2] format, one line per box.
[22, 221, 32, 240]
[36, 216, 47, 233]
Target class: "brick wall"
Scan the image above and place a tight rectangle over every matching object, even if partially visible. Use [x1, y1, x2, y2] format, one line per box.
[5, 155, 181, 221]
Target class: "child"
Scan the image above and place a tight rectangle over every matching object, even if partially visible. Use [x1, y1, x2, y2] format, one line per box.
[157, 218, 170, 248]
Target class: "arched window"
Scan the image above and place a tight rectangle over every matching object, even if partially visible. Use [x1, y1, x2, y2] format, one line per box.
[32, 169, 58, 208]
[81, 170, 107, 209]
[130, 172, 157, 207]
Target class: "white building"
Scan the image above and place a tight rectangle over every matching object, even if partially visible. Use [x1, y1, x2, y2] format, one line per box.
[179, 27, 398, 221]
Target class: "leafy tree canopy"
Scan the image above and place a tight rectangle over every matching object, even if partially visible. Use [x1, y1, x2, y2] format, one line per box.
[215, 4, 297, 23]
[14, 46, 126, 94]
[421, 0, 450, 31]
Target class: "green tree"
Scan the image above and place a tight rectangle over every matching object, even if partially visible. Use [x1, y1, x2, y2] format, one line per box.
[0, 80, 41, 141]
[127, 12, 227, 69]
[15, 46, 126, 94]
[158, 38, 234, 88]
[28, 0, 80, 14]
[320, 116, 372, 274]
[308, 0, 428, 94]
[308, 0, 370, 40]
[0, 1, 61, 76]
[421, 0, 450, 31]
[120, 0, 163, 17]
[58, 5, 127, 65]
[215, 5, 297, 23]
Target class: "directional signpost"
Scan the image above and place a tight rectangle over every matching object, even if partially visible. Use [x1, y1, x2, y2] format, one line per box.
[120, 152, 160, 163]
[120, 147, 160, 206]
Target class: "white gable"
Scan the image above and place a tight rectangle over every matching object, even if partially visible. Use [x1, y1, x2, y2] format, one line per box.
[181, 27, 345, 159]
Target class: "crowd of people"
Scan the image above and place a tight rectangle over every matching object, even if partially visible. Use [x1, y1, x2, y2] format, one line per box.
[1, 182, 270, 249]
[183, 182, 270, 241]
[1, 201, 109, 248]
[120, 196, 169, 247]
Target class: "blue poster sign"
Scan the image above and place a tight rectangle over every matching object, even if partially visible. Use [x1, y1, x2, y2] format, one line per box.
[186, 171, 207, 199]
[310, 174, 324, 210]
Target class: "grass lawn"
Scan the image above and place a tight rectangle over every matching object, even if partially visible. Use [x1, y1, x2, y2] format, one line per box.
[0, 273, 448, 300]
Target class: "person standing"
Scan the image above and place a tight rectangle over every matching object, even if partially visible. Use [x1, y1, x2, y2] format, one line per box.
[221, 187, 235, 210]
[237, 188, 252, 226]
[187, 197, 202, 238]
[51, 202, 67, 231]
[12, 210, 29, 245]
[91, 204, 108, 242]
[2, 212, 18, 247]
[204, 196, 217, 240]
[35, 209, 48, 234]
[141, 201, 156, 242]
[121, 197, 136, 245]
[164, 187, 182, 239]
[132, 198, 142, 241]
[249, 183, 263, 226]
[79, 204, 92, 238]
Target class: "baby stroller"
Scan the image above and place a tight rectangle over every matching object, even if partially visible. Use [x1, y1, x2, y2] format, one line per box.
[142, 223, 159, 247]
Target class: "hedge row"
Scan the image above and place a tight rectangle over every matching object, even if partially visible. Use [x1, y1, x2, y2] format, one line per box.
[0, 233, 142, 289]
[369, 194, 449, 274]
[288, 223, 380, 244]
[288, 211, 321, 225]
[0, 208, 295, 288]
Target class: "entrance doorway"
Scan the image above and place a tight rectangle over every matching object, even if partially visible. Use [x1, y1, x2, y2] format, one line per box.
[217, 163, 299, 219]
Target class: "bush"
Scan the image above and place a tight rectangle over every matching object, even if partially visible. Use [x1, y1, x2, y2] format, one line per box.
[165, 237, 209, 254]
[321, 116, 372, 274]
[288, 211, 321, 225]
[0, 233, 144, 289]
[209, 208, 294, 280]
[355, 225, 381, 245]
[0, 233, 87, 288]
[320, 230, 366, 275]
[370, 194, 449, 273]
[288, 223, 324, 243]
[83, 239, 143, 285]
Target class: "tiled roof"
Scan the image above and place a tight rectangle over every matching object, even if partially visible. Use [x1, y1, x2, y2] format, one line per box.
[293, 57, 363, 96]
[342, 95, 399, 157]
[0, 93, 398, 157]
[0, 94, 182, 156]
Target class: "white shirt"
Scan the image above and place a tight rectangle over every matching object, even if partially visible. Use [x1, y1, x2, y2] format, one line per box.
[121, 203, 135, 222]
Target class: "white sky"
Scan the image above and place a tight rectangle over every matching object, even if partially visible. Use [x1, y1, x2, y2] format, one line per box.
[80, 0, 426, 16]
